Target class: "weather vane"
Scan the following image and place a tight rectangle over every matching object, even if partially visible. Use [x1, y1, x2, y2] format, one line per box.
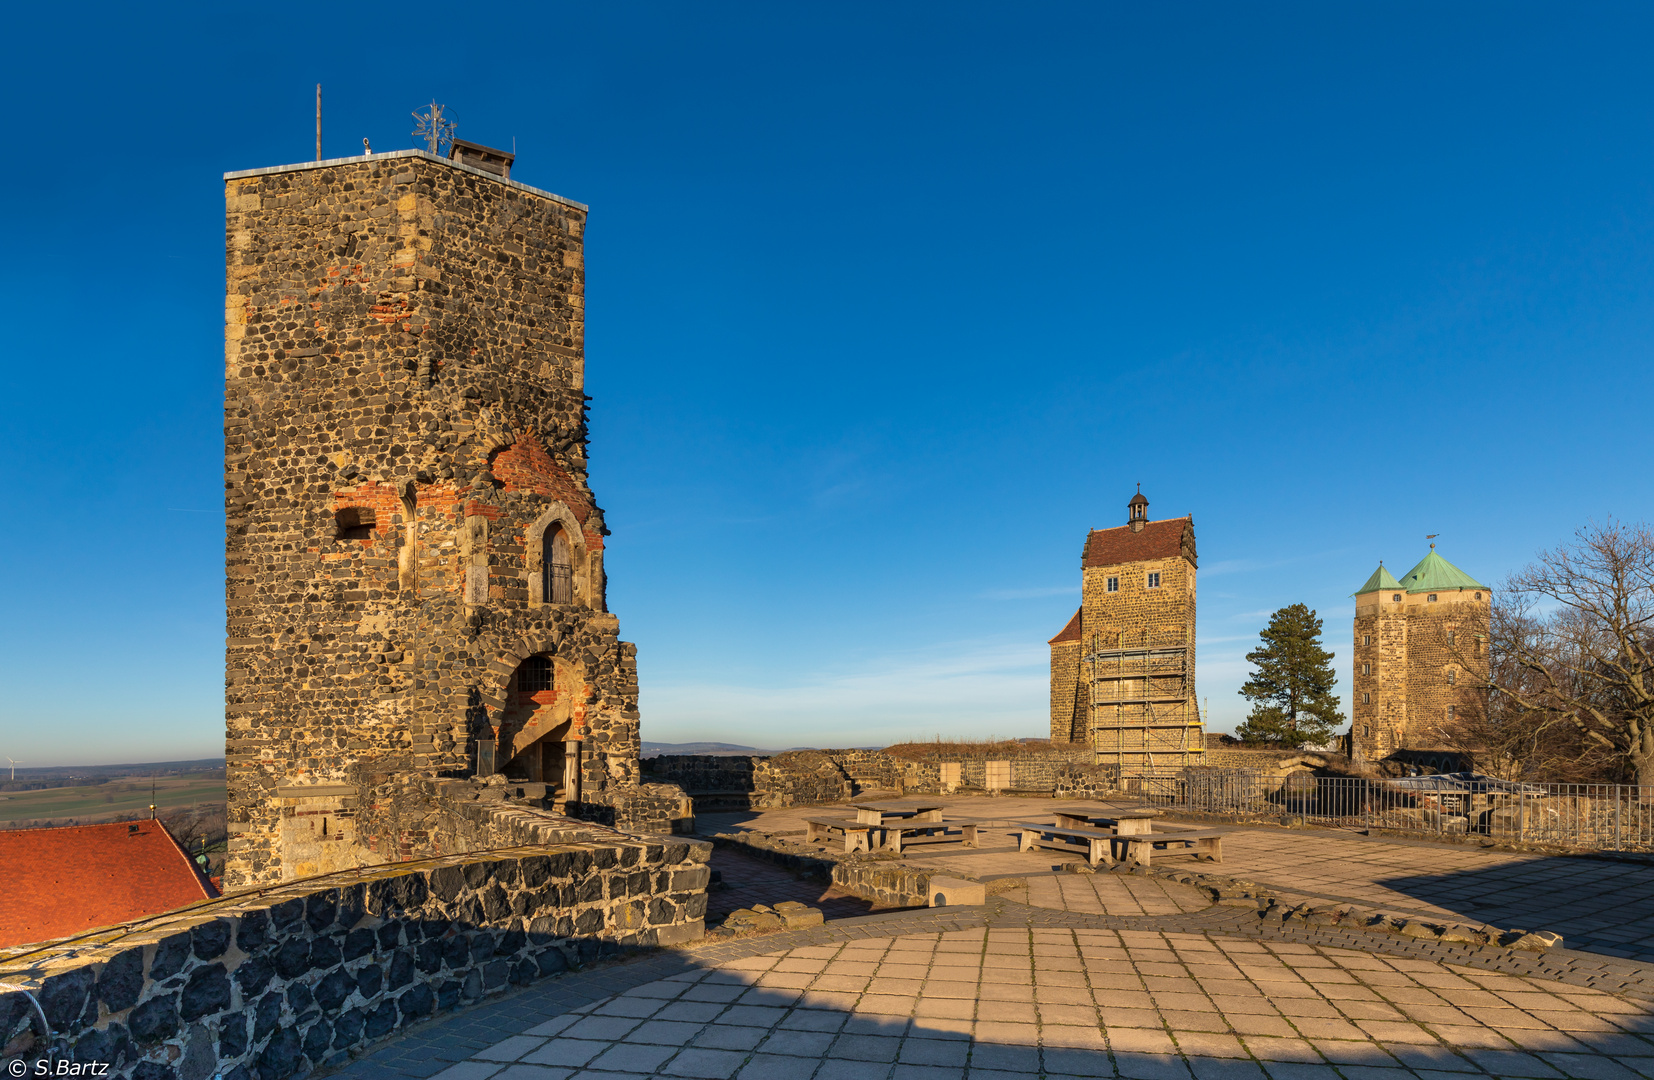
[411, 101, 456, 155]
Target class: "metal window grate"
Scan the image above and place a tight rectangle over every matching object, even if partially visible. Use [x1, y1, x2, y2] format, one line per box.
[519, 656, 552, 692]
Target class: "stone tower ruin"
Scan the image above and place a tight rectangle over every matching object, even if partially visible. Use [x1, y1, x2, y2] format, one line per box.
[223, 146, 664, 887]
[1350, 548, 1491, 765]
[1048, 490, 1205, 775]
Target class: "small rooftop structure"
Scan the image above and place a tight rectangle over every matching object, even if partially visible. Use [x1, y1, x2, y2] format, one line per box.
[448, 138, 514, 179]
[0, 820, 217, 947]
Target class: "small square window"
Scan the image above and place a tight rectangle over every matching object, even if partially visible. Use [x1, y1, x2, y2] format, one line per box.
[1106, 577, 1118, 593]
[1428, 593, 1438, 602]
[1392, 593, 1401, 602]
[1146, 572, 1161, 589]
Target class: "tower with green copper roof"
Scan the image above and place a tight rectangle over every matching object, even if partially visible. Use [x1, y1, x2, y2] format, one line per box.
[1349, 545, 1491, 766]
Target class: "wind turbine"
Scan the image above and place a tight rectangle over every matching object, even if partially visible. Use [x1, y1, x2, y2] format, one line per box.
[5, 757, 22, 780]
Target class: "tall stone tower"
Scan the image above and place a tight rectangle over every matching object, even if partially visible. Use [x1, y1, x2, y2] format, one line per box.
[1048, 490, 1205, 775]
[223, 146, 647, 887]
[1350, 548, 1491, 765]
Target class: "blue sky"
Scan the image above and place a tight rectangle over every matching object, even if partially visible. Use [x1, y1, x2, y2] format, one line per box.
[2, 3, 1651, 764]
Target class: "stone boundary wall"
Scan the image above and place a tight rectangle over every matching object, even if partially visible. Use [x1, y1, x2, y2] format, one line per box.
[349, 775, 695, 872]
[0, 829, 709, 1080]
[708, 833, 933, 908]
[645, 746, 1123, 808]
[1196, 749, 1356, 779]
[642, 752, 855, 809]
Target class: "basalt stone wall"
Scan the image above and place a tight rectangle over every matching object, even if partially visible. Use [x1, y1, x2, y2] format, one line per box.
[578, 783, 696, 835]
[224, 150, 656, 887]
[643, 753, 855, 809]
[0, 833, 709, 1080]
[644, 746, 1120, 804]
[886, 744, 1112, 794]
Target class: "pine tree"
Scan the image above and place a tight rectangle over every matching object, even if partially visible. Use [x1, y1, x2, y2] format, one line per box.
[1235, 603, 1346, 747]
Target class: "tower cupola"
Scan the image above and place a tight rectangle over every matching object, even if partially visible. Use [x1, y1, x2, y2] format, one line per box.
[1127, 486, 1149, 532]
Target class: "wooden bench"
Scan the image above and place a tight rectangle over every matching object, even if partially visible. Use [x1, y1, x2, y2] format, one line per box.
[881, 819, 979, 854]
[1115, 829, 1224, 867]
[804, 817, 879, 853]
[1013, 821, 1121, 868]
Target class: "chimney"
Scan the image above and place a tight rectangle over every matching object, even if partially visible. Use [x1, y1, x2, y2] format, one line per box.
[448, 139, 515, 179]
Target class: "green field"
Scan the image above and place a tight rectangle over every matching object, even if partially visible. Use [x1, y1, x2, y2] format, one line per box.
[0, 776, 226, 824]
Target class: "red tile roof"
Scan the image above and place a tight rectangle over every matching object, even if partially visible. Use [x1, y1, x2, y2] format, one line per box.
[0, 820, 217, 948]
[1049, 608, 1083, 645]
[1082, 516, 1195, 569]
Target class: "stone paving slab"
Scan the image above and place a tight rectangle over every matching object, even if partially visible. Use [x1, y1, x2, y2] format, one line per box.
[332, 905, 1654, 1080]
[324, 899, 1654, 1080]
[320, 798, 1654, 1080]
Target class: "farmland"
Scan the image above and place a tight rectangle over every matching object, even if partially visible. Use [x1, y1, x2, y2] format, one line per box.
[0, 774, 225, 827]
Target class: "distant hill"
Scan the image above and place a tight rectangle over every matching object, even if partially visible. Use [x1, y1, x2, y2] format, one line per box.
[640, 742, 886, 758]
[641, 741, 784, 758]
[0, 759, 226, 792]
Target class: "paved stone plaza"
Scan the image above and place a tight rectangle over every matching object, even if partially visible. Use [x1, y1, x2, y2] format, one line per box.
[698, 797, 1654, 962]
[330, 799, 1654, 1080]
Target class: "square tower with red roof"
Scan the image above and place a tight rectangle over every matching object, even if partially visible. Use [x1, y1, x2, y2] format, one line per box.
[1048, 490, 1205, 776]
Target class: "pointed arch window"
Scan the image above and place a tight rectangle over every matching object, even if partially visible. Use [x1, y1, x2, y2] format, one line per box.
[544, 526, 573, 604]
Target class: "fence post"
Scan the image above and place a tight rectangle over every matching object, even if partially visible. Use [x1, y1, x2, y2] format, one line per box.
[1616, 785, 1622, 852]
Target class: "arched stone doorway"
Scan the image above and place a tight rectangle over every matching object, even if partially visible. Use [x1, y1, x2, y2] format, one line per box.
[497, 653, 589, 806]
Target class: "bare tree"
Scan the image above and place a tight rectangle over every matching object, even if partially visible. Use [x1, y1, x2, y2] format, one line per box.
[1481, 520, 1654, 785]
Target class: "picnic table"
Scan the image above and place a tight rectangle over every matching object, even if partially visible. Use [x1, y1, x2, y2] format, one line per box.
[1015, 810, 1224, 869]
[842, 802, 976, 853]
[804, 816, 879, 853]
[851, 802, 944, 826]
[1053, 807, 1163, 834]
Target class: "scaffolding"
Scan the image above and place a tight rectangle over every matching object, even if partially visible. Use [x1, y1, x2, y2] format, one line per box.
[1085, 630, 1205, 778]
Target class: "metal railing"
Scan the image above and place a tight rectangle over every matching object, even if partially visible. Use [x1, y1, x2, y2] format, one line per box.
[1136, 770, 1654, 852]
